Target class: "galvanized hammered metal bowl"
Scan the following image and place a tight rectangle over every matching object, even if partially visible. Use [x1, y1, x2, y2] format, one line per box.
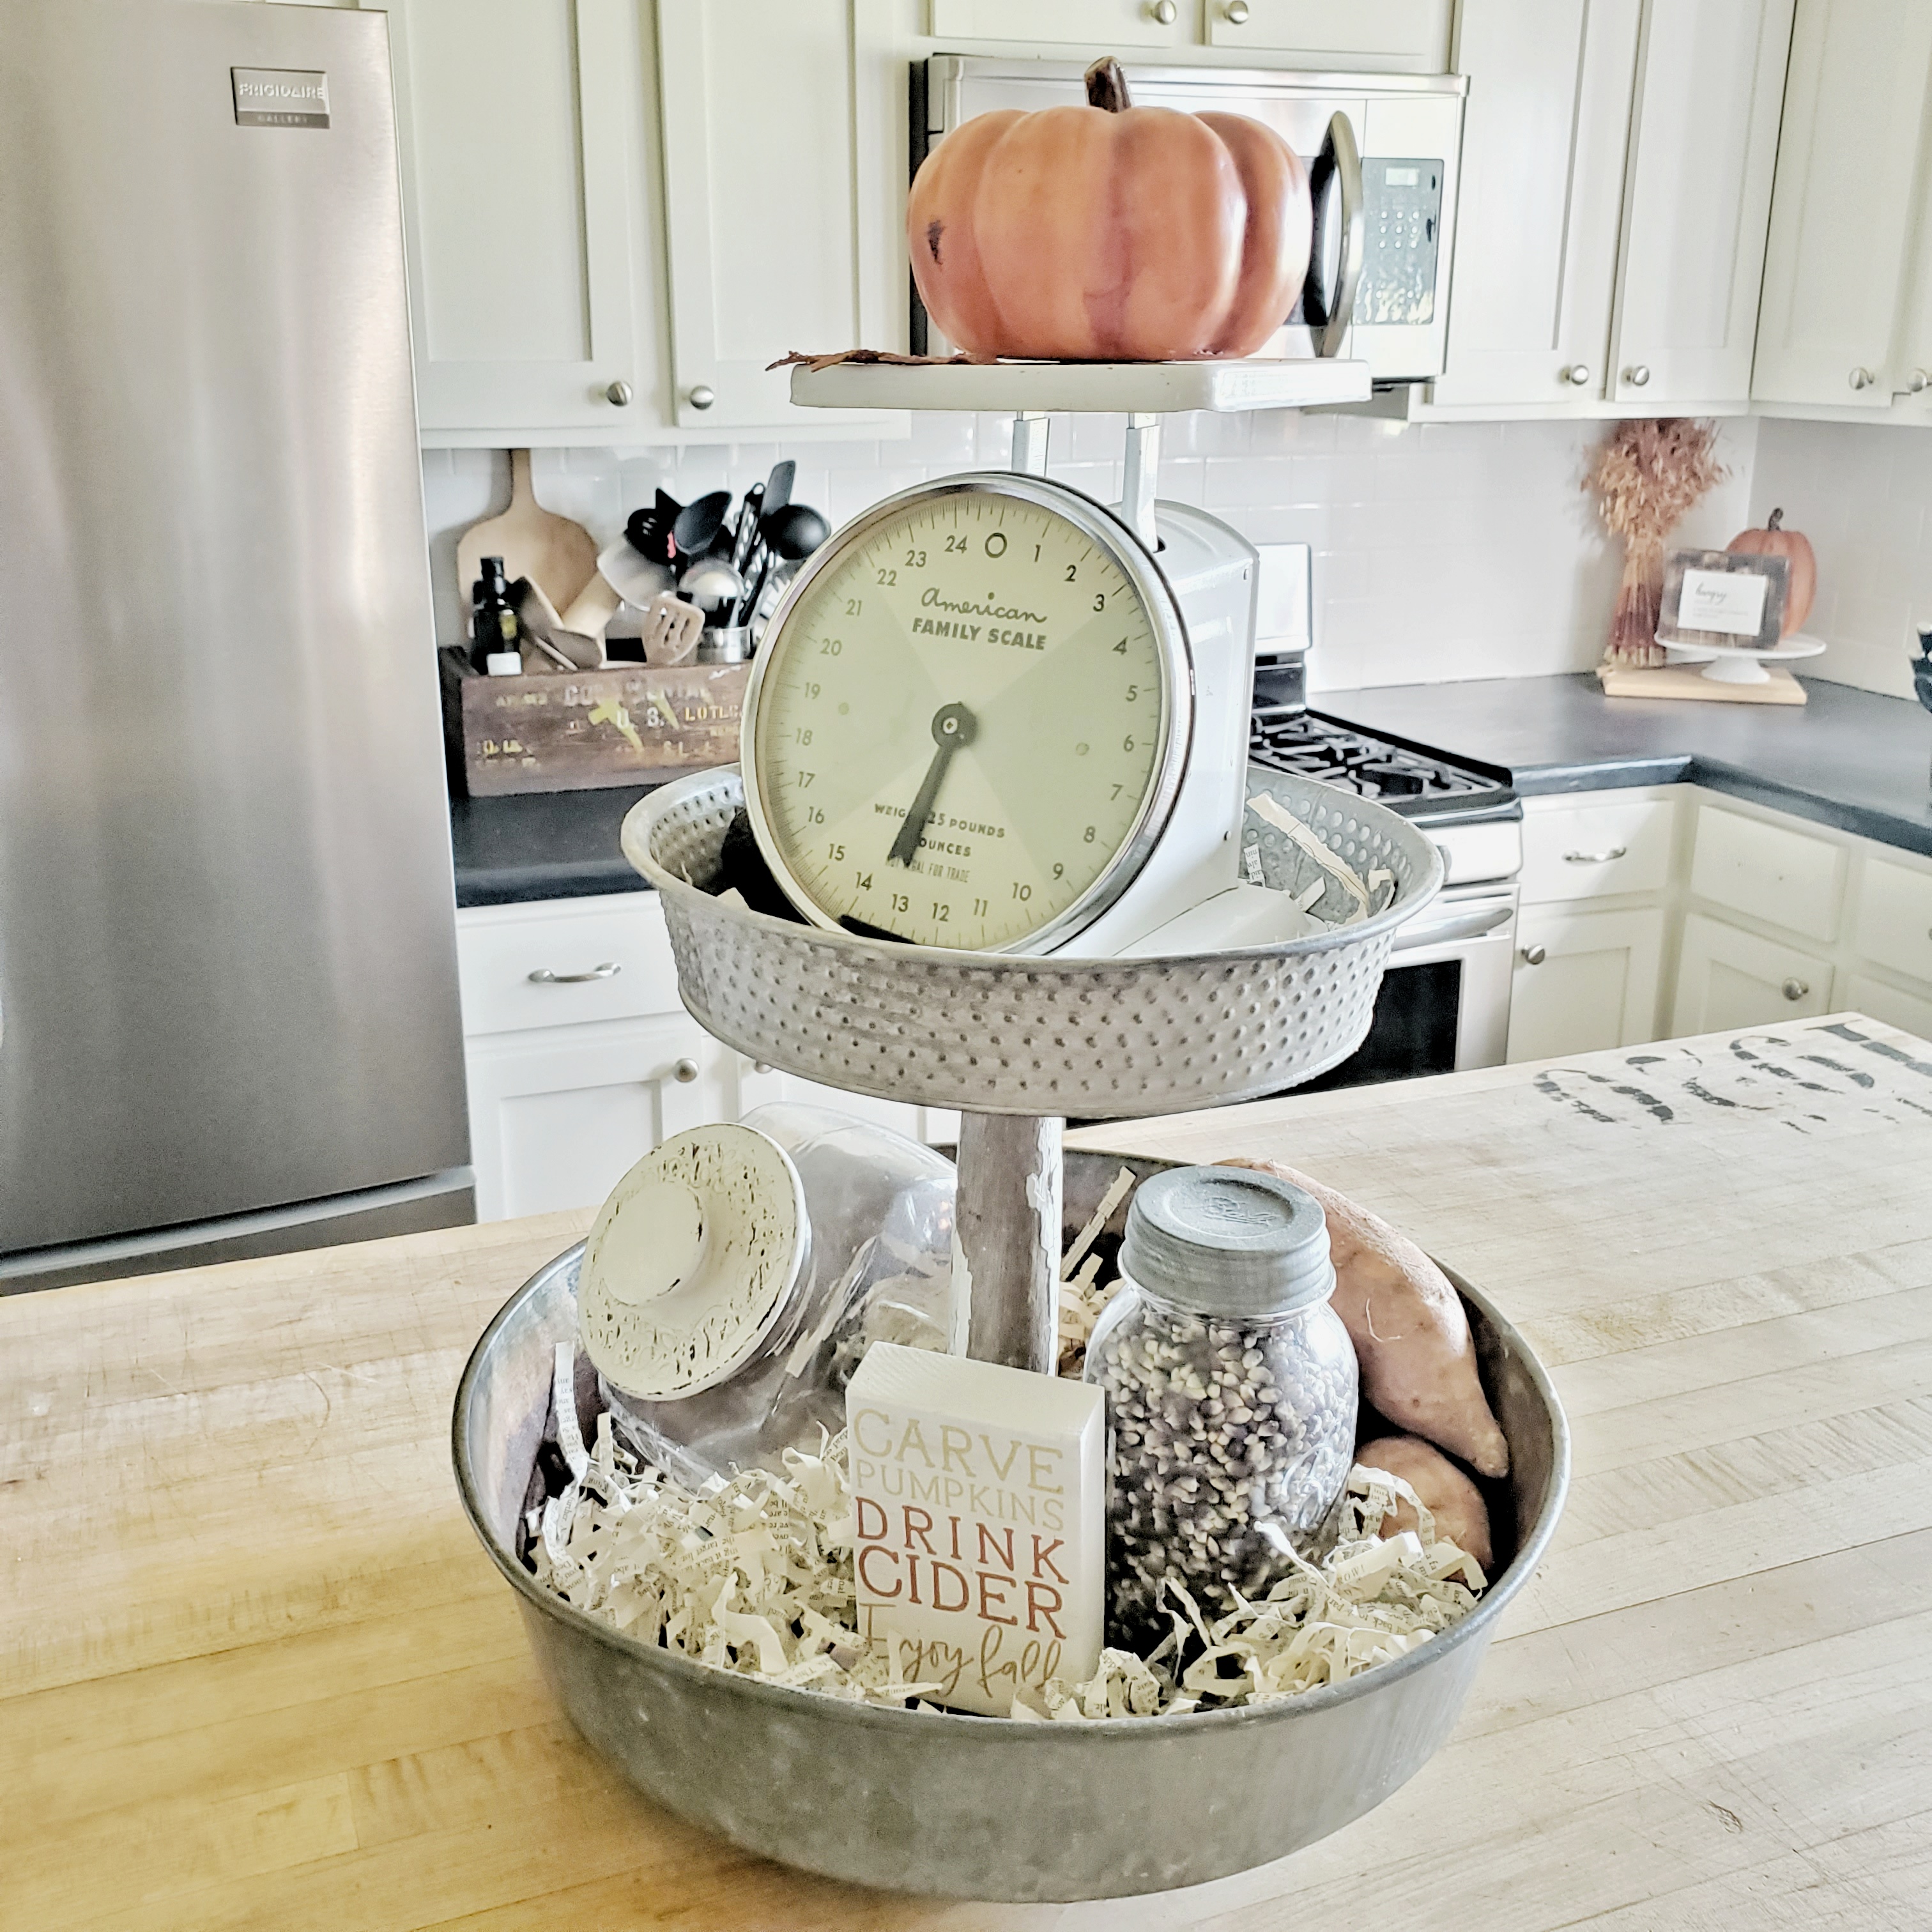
[454, 1153, 1570, 1904]
[618, 767, 1443, 1119]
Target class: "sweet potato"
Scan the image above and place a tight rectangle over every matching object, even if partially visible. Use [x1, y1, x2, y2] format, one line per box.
[1220, 1158, 1509, 1477]
[1356, 1434, 1493, 1568]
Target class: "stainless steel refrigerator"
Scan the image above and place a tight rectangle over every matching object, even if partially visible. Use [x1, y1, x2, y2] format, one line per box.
[0, 0, 472, 1290]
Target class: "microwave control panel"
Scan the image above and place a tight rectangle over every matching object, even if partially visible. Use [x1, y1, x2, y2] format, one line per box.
[1355, 157, 1442, 326]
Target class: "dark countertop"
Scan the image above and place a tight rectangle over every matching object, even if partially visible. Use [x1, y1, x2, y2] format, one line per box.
[1315, 673, 1932, 859]
[448, 675, 1932, 908]
[449, 785, 659, 908]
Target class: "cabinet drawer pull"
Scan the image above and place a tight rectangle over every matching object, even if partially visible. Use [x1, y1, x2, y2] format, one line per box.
[1563, 846, 1628, 864]
[1520, 944, 1547, 966]
[528, 962, 620, 985]
[673, 1058, 700, 1084]
[1781, 977, 1809, 1002]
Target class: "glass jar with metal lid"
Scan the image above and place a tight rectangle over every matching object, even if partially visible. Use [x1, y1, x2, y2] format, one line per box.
[1084, 1165, 1358, 1646]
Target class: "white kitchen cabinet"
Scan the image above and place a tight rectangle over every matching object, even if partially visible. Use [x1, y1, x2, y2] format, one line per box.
[1607, 0, 1793, 405]
[1689, 803, 1846, 943]
[657, 1, 899, 429]
[1508, 904, 1664, 1062]
[1204, 0, 1452, 65]
[1429, 0, 1641, 408]
[730, 1055, 959, 1146]
[1842, 972, 1932, 1042]
[1671, 911, 1835, 1033]
[926, 0, 1191, 50]
[1432, 0, 1791, 413]
[465, 1012, 724, 1221]
[385, 0, 656, 438]
[1752, 0, 1932, 408]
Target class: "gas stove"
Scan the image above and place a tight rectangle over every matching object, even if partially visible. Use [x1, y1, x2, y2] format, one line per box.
[1248, 705, 1516, 822]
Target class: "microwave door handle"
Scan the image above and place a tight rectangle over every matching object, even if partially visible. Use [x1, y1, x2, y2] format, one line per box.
[1393, 903, 1514, 951]
[1305, 111, 1366, 358]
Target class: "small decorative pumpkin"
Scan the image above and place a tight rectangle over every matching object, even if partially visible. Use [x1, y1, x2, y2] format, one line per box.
[1726, 508, 1816, 636]
[907, 56, 1312, 362]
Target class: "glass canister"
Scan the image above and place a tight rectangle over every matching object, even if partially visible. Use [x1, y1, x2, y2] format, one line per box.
[1085, 1165, 1359, 1646]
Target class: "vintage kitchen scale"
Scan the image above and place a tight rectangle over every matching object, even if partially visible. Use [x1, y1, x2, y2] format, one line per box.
[451, 361, 1567, 1903]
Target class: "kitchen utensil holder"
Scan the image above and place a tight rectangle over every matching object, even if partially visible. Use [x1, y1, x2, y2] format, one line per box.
[622, 766, 1441, 1372]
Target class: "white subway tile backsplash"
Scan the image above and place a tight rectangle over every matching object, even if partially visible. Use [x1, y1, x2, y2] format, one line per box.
[1751, 418, 1928, 700]
[418, 408, 1803, 695]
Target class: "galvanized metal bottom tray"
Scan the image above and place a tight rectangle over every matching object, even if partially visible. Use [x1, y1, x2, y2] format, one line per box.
[454, 1153, 1568, 1903]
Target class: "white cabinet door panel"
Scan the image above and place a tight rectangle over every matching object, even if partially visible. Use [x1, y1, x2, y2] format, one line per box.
[928, 0, 1190, 47]
[1508, 905, 1664, 1062]
[1430, 0, 1641, 406]
[1671, 913, 1834, 1034]
[1842, 973, 1932, 1044]
[1752, 0, 1932, 406]
[658, 1, 893, 429]
[387, 0, 646, 433]
[466, 1016, 722, 1222]
[1610, 0, 1793, 404]
[732, 1057, 959, 1147]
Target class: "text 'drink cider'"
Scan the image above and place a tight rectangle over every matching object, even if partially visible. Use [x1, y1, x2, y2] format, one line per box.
[846, 1342, 1103, 1716]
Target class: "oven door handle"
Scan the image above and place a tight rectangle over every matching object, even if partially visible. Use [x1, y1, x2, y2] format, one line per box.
[1393, 903, 1515, 951]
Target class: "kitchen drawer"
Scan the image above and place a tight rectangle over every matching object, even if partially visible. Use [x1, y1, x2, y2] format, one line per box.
[456, 894, 680, 1038]
[1689, 806, 1845, 943]
[1853, 854, 1932, 984]
[927, 0, 1189, 45]
[1521, 796, 1676, 904]
[1205, 0, 1452, 63]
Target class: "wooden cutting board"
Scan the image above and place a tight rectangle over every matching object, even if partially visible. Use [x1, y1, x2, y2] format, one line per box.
[454, 448, 599, 618]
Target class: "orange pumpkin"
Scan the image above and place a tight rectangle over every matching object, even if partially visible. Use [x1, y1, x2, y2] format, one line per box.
[908, 56, 1312, 362]
[1727, 508, 1816, 637]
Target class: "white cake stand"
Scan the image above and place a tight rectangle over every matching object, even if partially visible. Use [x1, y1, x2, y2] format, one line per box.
[1658, 631, 1827, 685]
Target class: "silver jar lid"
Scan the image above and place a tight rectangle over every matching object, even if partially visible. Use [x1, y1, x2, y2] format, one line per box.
[1120, 1165, 1334, 1319]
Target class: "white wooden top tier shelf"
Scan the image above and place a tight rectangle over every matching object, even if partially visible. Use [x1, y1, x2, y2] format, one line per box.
[788, 357, 1372, 414]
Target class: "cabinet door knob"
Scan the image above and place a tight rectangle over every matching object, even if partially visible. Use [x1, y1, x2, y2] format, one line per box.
[528, 962, 620, 985]
[1223, 0, 1250, 20]
[673, 1057, 700, 1084]
[1781, 977, 1809, 1002]
[1624, 364, 1650, 387]
[687, 384, 716, 410]
[752, 1061, 773, 1075]
[1147, 0, 1177, 19]
[1849, 367, 1875, 391]
[1520, 944, 1547, 967]
[1912, 370, 1930, 394]
[604, 379, 633, 406]
[1561, 364, 1591, 387]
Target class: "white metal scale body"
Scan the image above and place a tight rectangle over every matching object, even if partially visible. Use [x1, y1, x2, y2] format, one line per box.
[740, 473, 1256, 958]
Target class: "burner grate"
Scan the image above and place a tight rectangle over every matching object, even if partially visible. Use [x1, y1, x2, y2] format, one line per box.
[1248, 707, 1508, 813]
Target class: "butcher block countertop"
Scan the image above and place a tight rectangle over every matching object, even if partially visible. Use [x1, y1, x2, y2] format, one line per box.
[7, 1015, 1932, 1929]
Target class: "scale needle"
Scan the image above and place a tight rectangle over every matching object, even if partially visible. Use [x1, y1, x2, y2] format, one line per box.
[889, 701, 977, 867]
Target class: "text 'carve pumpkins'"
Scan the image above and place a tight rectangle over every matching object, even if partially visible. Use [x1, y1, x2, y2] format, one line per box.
[908, 56, 1313, 363]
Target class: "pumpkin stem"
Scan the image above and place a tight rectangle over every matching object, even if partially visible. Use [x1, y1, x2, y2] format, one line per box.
[1768, 507, 1784, 530]
[1085, 56, 1133, 112]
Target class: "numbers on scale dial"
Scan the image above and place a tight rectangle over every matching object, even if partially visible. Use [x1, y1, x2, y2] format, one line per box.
[753, 493, 1165, 950]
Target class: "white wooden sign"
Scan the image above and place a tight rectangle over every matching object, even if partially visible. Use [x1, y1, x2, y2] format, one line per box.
[845, 1343, 1103, 1716]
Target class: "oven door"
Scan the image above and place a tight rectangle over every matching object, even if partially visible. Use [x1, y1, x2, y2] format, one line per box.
[1291, 885, 1517, 1094]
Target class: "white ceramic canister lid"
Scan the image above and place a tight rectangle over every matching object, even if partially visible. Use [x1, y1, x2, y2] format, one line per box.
[578, 1123, 809, 1399]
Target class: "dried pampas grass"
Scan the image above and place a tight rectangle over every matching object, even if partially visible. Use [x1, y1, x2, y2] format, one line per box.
[1586, 419, 1724, 667]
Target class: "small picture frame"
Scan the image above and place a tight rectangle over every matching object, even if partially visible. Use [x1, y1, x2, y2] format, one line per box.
[1658, 548, 1790, 652]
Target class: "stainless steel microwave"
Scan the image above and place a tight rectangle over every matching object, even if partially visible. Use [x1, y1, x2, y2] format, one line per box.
[912, 58, 1466, 383]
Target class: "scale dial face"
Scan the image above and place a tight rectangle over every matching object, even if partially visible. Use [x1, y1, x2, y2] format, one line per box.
[742, 475, 1191, 953]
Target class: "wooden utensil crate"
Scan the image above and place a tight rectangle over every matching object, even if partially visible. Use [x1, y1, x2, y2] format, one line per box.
[441, 650, 749, 797]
